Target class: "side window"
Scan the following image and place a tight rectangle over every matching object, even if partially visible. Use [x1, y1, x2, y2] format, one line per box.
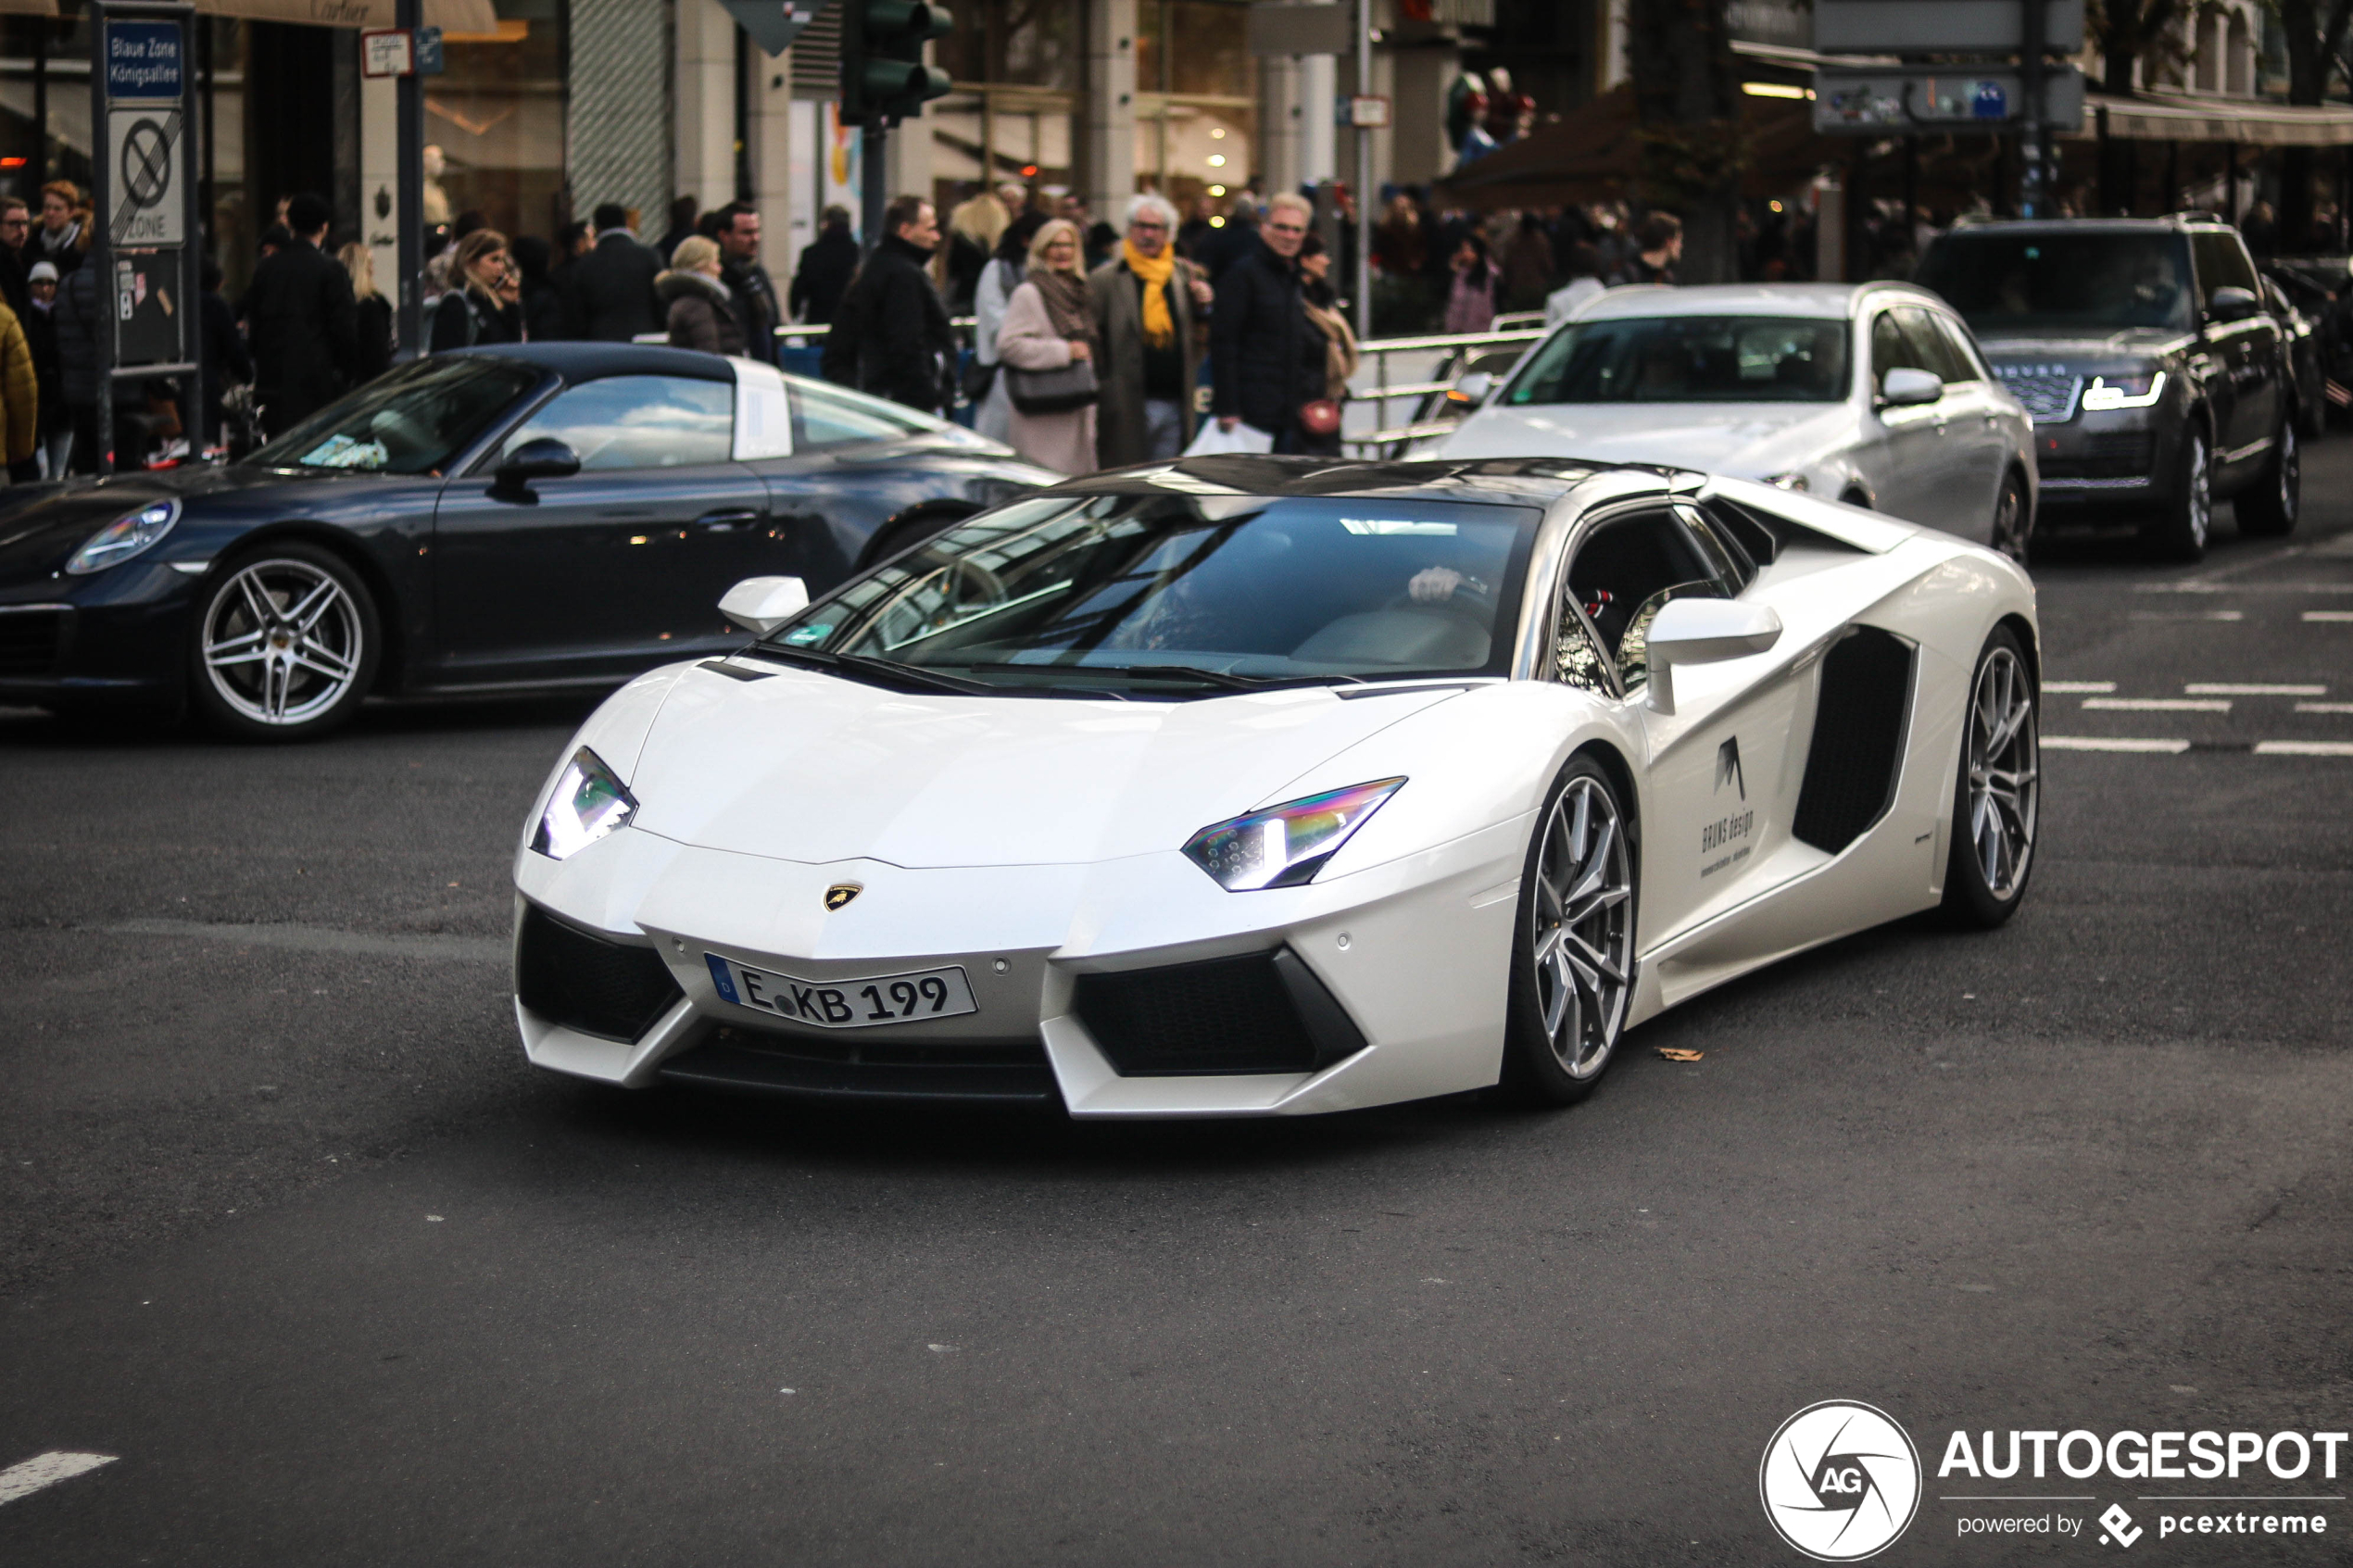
[790, 381, 936, 450]
[1677, 503, 1755, 594]
[1869, 310, 1933, 389]
[1906, 307, 1982, 384]
[1565, 510, 1727, 691]
[2192, 232, 2259, 311]
[497, 375, 734, 470]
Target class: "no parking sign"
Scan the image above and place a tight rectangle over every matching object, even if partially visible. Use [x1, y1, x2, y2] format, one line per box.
[106, 108, 183, 247]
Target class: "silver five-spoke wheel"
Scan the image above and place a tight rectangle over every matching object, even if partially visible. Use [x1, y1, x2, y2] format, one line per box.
[1505, 760, 1637, 1101]
[1944, 629, 2039, 926]
[194, 548, 377, 739]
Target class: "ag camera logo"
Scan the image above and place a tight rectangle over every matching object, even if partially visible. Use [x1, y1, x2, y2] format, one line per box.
[1761, 1400, 1922, 1561]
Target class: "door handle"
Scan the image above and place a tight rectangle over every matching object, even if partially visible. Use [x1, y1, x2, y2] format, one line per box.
[695, 509, 763, 532]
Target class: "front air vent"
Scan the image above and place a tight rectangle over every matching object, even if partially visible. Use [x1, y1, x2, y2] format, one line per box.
[515, 904, 683, 1042]
[1073, 948, 1365, 1077]
[0, 607, 69, 677]
[1793, 626, 1916, 855]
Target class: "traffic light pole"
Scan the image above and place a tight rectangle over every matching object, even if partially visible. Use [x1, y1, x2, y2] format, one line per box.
[861, 117, 890, 256]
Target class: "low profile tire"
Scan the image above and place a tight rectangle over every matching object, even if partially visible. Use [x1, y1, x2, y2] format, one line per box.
[1498, 755, 1638, 1106]
[188, 544, 381, 741]
[2140, 423, 2211, 562]
[1990, 470, 2032, 566]
[1941, 627, 2039, 929]
[2235, 418, 2299, 538]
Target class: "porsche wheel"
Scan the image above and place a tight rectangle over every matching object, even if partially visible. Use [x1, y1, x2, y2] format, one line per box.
[2235, 419, 2298, 538]
[2141, 424, 2210, 562]
[1942, 628, 2039, 928]
[189, 545, 380, 741]
[1500, 756, 1637, 1105]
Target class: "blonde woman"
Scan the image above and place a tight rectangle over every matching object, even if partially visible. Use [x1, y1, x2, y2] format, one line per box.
[427, 229, 522, 351]
[937, 192, 1008, 313]
[339, 242, 394, 383]
[658, 235, 745, 356]
[996, 218, 1099, 475]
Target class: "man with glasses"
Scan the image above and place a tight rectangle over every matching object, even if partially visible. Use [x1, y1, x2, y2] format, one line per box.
[1089, 194, 1213, 465]
[1208, 191, 1322, 452]
[0, 200, 32, 323]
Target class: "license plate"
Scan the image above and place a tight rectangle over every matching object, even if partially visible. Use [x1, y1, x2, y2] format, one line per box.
[702, 953, 977, 1029]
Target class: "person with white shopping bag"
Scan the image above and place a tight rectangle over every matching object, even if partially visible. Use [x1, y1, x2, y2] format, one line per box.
[1193, 193, 1327, 458]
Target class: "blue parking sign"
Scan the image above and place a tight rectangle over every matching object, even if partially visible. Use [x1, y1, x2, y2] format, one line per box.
[106, 20, 182, 102]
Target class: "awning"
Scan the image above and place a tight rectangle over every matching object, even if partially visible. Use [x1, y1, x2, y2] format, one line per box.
[2079, 90, 2353, 147]
[0, 0, 497, 31]
[1434, 84, 1827, 210]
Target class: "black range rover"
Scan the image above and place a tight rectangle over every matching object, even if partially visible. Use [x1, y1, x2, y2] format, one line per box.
[1916, 216, 2298, 560]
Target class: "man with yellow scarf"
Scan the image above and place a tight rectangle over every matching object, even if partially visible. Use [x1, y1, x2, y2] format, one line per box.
[1088, 193, 1213, 468]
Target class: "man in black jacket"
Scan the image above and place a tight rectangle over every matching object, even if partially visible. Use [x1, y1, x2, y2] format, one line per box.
[556, 203, 661, 341]
[820, 195, 954, 415]
[788, 206, 860, 325]
[712, 202, 781, 364]
[1208, 192, 1317, 451]
[241, 192, 359, 440]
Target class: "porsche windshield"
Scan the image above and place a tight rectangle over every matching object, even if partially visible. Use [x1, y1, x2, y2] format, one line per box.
[1506, 316, 1850, 404]
[769, 493, 1541, 694]
[247, 356, 542, 475]
[1916, 232, 2196, 332]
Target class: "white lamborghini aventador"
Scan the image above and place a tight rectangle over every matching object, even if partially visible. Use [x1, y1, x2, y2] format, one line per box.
[510, 456, 2039, 1117]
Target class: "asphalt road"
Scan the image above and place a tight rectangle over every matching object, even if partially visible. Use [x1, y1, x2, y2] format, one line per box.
[4, 452, 2352, 1566]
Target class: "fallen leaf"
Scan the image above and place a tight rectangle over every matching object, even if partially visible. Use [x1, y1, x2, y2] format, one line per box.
[1656, 1047, 1704, 1062]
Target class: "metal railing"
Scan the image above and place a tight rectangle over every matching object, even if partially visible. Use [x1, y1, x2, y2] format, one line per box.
[1343, 311, 1552, 456]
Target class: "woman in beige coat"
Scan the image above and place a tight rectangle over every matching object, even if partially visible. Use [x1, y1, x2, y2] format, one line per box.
[996, 219, 1099, 476]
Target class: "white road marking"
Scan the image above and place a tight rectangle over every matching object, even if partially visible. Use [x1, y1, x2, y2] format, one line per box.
[2130, 610, 2244, 621]
[2253, 740, 2353, 757]
[2295, 701, 2353, 713]
[2044, 736, 2192, 753]
[2082, 697, 2231, 712]
[2306, 610, 2353, 622]
[2139, 582, 2353, 594]
[0, 1451, 116, 1507]
[2043, 680, 2116, 693]
[2185, 683, 2325, 696]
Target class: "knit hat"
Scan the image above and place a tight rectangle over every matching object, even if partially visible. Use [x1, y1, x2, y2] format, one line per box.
[27, 260, 57, 283]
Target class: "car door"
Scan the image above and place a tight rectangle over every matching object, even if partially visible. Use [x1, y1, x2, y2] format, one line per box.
[1907, 305, 2012, 542]
[2192, 230, 2280, 465]
[1858, 307, 1955, 527]
[431, 372, 774, 684]
[1558, 504, 1807, 947]
[737, 379, 966, 587]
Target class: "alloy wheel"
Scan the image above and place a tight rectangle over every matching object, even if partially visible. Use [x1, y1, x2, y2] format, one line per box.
[1992, 479, 2029, 565]
[2184, 433, 2211, 551]
[2277, 422, 2299, 522]
[1965, 646, 2039, 900]
[201, 558, 366, 726]
[1527, 775, 1635, 1078]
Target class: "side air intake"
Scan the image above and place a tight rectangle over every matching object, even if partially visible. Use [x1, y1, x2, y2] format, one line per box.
[1792, 625, 1915, 855]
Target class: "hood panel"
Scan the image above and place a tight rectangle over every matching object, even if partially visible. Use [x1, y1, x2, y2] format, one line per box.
[1440, 403, 1847, 476]
[0, 465, 406, 583]
[626, 665, 1463, 868]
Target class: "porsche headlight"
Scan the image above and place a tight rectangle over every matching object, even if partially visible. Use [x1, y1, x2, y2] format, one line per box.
[531, 747, 636, 859]
[65, 498, 181, 575]
[1181, 778, 1405, 891]
[2080, 370, 2166, 410]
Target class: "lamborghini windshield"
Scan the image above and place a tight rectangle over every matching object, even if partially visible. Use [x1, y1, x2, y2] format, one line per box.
[765, 491, 1540, 696]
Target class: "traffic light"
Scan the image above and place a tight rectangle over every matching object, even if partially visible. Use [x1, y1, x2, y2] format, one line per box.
[840, 0, 953, 127]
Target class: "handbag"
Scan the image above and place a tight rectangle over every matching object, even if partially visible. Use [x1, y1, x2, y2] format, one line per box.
[960, 355, 998, 403]
[1298, 397, 1342, 437]
[1005, 358, 1100, 415]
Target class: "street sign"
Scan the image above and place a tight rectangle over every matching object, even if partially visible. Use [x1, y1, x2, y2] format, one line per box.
[721, 0, 826, 57]
[1346, 94, 1390, 129]
[1814, 0, 2084, 54]
[104, 19, 182, 102]
[107, 108, 184, 246]
[1814, 65, 2084, 133]
[1248, 2, 1353, 56]
[360, 29, 412, 78]
[112, 253, 179, 367]
[415, 25, 444, 76]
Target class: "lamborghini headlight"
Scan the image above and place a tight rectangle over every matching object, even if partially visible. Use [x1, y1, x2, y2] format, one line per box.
[65, 498, 180, 575]
[1181, 778, 1405, 891]
[531, 747, 636, 859]
[2080, 370, 2166, 410]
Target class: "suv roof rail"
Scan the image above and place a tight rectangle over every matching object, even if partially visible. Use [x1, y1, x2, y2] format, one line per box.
[2168, 209, 2228, 225]
[1950, 212, 2000, 227]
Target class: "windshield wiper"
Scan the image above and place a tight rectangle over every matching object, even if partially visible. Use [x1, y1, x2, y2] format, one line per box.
[743, 643, 1000, 696]
[963, 662, 1365, 692]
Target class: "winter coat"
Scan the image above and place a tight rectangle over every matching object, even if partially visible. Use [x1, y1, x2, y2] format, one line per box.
[0, 304, 37, 465]
[353, 292, 395, 383]
[1207, 241, 1315, 438]
[660, 270, 747, 356]
[971, 256, 1022, 443]
[997, 280, 1097, 477]
[23, 298, 60, 436]
[428, 287, 522, 353]
[821, 234, 954, 415]
[1443, 268, 1497, 335]
[557, 232, 661, 342]
[1088, 252, 1199, 469]
[243, 239, 360, 432]
[788, 227, 861, 324]
[198, 288, 252, 445]
[721, 255, 781, 364]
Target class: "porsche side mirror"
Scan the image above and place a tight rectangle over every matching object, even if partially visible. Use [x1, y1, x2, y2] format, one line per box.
[2207, 285, 2260, 323]
[1643, 598, 1783, 716]
[494, 437, 582, 489]
[1878, 367, 1943, 408]
[719, 575, 811, 638]
[1449, 370, 1495, 407]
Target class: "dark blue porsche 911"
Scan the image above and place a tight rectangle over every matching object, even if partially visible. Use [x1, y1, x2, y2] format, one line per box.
[0, 344, 1056, 739]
